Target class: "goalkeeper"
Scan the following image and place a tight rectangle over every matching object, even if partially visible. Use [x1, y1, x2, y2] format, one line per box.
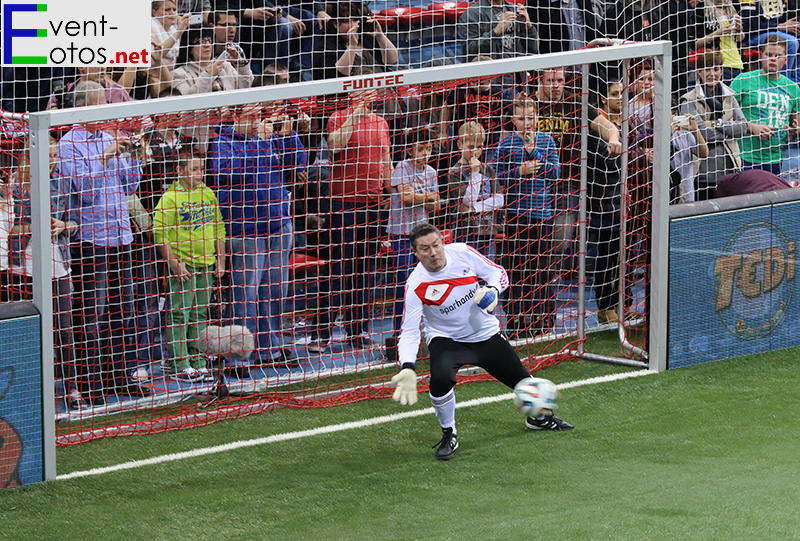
[391, 223, 573, 461]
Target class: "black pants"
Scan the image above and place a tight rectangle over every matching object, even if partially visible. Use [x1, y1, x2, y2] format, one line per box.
[503, 214, 554, 320]
[8, 274, 79, 389]
[428, 334, 530, 397]
[592, 223, 622, 312]
[317, 199, 382, 339]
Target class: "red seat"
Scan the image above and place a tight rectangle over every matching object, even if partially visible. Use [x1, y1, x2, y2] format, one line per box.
[380, 6, 426, 26]
[426, 2, 471, 22]
[371, 14, 397, 29]
[289, 252, 327, 275]
[441, 229, 453, 244]
[741, 47, 759, 61]
[688, 47, 705, 69]
[419, 6, 445, 23]
[379, 239, 394, 256]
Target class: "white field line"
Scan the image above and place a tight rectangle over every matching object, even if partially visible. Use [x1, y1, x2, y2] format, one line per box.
[57, 370, 653, 481]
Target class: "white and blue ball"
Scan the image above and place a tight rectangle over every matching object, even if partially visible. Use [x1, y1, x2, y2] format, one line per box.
[513, 377, 558, 418]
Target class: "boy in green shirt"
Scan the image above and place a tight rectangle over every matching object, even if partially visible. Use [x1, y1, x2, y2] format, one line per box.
[153, 153, 227, 382]
[730, 34, 800, 173]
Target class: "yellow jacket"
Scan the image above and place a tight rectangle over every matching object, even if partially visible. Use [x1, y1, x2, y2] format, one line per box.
[153, 181, 226, 267]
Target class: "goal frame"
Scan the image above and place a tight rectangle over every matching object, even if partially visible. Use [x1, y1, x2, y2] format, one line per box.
[27, 40, 672, 479]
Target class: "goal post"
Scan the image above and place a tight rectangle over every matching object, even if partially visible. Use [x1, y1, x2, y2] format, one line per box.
[19, 40, 672, 461]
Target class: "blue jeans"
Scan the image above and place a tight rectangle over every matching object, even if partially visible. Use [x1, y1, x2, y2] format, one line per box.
[391, 236, 416, 334]
[131, 234, 164, 361]
[782, 141, 800, 182]
[71, 243, 137, 396]
[228, 222, 293, 365]
[741, 160, 782, 175]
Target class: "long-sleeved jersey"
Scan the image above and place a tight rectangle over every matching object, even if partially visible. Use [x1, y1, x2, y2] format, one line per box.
[397, 242, 509, 367]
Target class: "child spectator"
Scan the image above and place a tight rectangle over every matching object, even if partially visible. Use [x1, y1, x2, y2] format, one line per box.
[590, 80, 626, 324]
[386, 127, 441, 336]
[447, 121, 504, 260]
[493, 96, 560, 337]
[153, 152, 226, 382]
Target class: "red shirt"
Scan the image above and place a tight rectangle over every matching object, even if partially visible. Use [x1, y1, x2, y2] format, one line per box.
[328, 108, 390, 203]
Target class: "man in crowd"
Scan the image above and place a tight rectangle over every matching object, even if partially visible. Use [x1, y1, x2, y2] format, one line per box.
[210, 103, 306, 376]
[309, 71, 391, 352]
[457, 0, 539, 63]
[59, 80, 150, 405]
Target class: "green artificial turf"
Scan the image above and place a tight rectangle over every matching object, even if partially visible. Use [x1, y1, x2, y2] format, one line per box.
[1, 341, 797, 541]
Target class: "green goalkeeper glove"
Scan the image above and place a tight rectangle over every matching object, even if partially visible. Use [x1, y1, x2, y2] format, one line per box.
[391, 368, 418, 406]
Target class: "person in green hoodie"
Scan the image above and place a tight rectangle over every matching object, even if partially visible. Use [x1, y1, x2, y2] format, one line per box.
[153, 152, 226, 383]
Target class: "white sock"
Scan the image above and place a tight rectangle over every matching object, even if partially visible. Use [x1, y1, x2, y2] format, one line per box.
[430, 388, 456, 434]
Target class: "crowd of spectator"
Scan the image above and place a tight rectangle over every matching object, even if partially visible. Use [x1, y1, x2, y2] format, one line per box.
[2, 0, 800, 407]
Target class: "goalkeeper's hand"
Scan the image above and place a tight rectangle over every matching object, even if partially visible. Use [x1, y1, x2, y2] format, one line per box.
[391, 368, 418, 406]
[474, 285, 499, 312]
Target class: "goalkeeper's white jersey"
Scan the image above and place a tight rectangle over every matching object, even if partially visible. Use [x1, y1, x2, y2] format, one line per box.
[397, 243, 509, 367]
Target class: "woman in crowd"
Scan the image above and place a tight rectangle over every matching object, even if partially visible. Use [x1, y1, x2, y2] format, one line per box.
[172, 27, 253, 95]
[8, 143, 86, 409]
[681, 50, 747, 200]
[151, 0, 189, 72]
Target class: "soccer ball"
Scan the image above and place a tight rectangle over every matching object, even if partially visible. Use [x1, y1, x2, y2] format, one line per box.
[513, 377, 558, 418]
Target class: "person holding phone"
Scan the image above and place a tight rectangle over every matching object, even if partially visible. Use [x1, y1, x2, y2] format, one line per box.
[456, 0, 539, 64]
[172, 27, 253, 95]
[312, 2, 397, 80]
[58, 80, 151, 405]
[151, 0, 189, 72]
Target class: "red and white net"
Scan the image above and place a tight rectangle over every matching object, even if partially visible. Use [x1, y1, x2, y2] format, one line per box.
[1, 52, 665, 445]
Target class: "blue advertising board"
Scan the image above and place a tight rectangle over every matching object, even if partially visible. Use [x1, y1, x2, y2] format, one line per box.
[669, 202, 800, 368]
[0, 303, 43, 486]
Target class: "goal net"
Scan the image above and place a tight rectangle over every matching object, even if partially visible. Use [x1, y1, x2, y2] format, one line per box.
[3, 42, 670, 446]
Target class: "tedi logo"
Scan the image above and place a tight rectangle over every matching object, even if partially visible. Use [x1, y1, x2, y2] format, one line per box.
[1, 1, 149, 66]
[713, 222, 796, 340]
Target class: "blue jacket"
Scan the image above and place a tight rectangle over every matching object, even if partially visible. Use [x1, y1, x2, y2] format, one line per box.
[210, 125, 306, 237]
[493, 132, 560, 220]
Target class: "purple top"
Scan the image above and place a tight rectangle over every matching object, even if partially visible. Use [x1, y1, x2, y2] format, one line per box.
[715, 170, 792, 198]
[58, 126, 143, 246]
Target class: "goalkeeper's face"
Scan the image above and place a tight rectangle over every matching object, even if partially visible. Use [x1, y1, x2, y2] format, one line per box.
[411, 232, 446, 272]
